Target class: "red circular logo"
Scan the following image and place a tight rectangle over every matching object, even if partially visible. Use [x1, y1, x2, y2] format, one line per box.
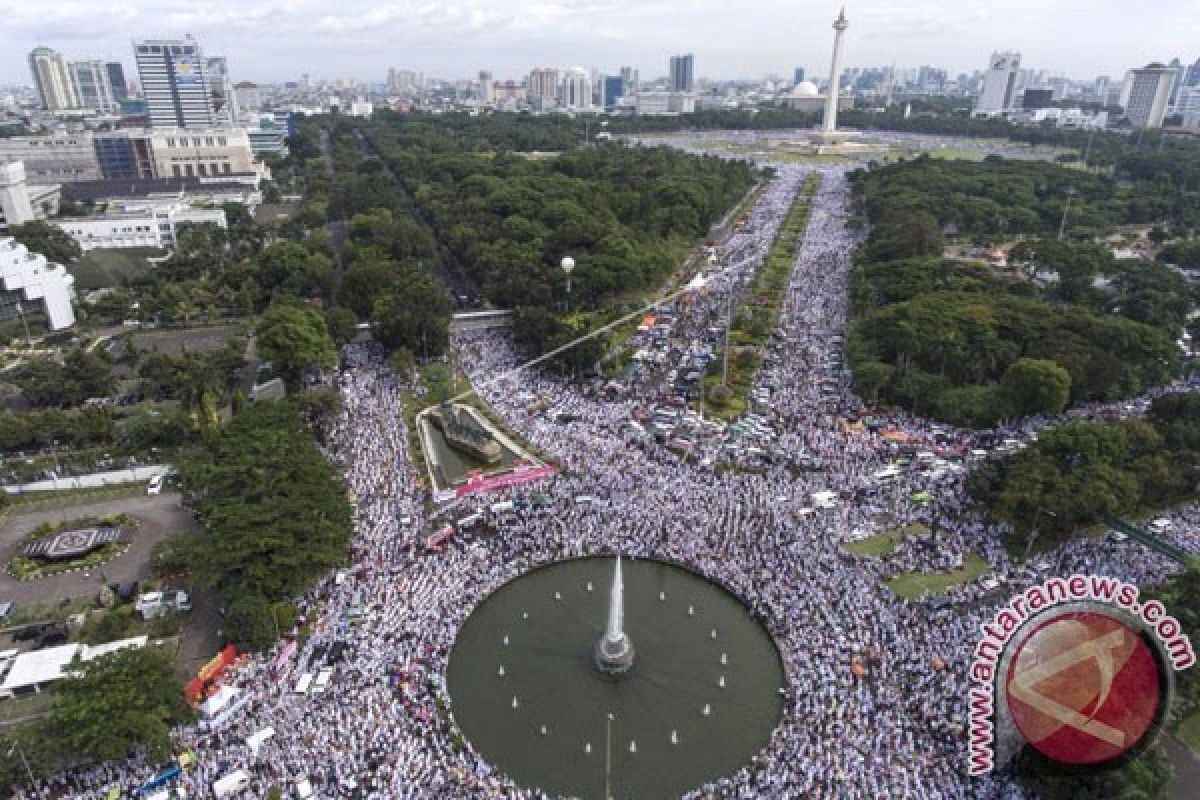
[1005, 610, 1164, 765]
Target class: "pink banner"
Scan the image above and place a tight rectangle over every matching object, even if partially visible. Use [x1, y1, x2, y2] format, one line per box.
[455, 465, 557, 498]
[272, 640, 297, 680]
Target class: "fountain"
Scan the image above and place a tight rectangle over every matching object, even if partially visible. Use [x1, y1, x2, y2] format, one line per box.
[593, 555, 635, 674]
[446, 556, 785, 799]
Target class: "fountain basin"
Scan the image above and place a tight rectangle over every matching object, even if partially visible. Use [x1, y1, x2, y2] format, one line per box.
[446, 556, 785, 799]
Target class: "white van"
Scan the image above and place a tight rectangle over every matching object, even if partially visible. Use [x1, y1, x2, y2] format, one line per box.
[147, 474, 164, 495]
[293, 672, 314, 694]
[314, 667, 334, 693]
[489, 500, 515, 515]
[810, 491, 838, 509]
[212, 769, 250, 798]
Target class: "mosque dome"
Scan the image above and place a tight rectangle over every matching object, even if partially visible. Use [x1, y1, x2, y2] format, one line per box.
[791, 81, 820, 97]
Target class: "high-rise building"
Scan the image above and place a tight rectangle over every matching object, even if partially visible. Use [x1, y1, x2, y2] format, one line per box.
[1125, 63, 1178, 128]
[528, 67, 560, 107]
[793, 67, 806, 86]
[559, 67, 591, 109]
[106, 63, 128, 102]
[134, 36, 219, 129]
[69, 61, 121, 114]
[974, 52, 1021, 114]
[1021, 88, 1054, 110]
[1184, 58, 1200, 90]
[1177, 87, 1200, 129]
[28, 47, 79, 111]
[601, 75, 625, 108]
[619, 66, 639, 95]
[668, 54, 694, 93]
[478, 71, 495, 105]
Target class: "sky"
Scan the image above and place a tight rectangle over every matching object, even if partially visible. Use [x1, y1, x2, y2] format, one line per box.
[0, 0, 1197, 87]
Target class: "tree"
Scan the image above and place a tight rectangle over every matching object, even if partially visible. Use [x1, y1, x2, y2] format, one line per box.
[226, 594, 277, 651]
[1000, 358, 1072, 417]
[7, 221, 82, 264]
[176, 401, 352, 607]
[324, 307, 359, 344]
[256, 304, 338, 387]
[38, 645, 190, 765]
[339, 261, 396, 317]
[370, 269, 450, 357]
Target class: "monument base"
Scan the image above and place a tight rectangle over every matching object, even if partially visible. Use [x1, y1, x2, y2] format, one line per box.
[594, 634, 635, 674]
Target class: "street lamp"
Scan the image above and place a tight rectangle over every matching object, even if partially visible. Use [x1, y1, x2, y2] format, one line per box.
[1024, 506, 1057, 561]
[561, 256, 576, 305]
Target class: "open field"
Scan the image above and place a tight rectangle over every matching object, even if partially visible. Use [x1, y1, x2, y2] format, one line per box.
[1179, 711, 1200, 755]
[70, 248, 164, 290]
[844, 523, 930, 557]
[885, 552, 988, 599]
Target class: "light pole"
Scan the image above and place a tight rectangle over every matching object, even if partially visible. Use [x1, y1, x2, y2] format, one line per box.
[1057, 187, 1075, 242]
[7, 739, 35, 787]
[1024, 507, 1057, 561]
[722, 290, 734, 388]
[561, 256, 575, 310]
[604, 712, 613, 800]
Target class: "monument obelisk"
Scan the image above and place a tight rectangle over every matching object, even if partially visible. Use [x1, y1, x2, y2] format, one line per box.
[821, 7, 849, 137]
[594, 555, 635, 674]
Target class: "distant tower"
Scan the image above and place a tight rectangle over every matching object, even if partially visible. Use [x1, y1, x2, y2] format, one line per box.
[822, 8, 849, 133]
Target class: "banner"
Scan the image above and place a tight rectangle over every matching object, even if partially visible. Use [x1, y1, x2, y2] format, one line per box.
[455, 465, 556, 498]
[185, 644, 238, 703]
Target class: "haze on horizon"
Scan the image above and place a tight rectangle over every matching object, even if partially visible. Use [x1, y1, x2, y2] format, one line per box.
[0, 0, 1195, 87]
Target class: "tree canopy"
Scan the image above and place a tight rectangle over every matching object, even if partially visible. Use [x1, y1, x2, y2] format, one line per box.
[256, 304, 338, 387]
[175, 401, 353, 628]
[7, 220, 82, 264]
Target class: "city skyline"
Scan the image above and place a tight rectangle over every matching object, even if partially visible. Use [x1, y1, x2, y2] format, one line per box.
[1, 0, 1196, 88]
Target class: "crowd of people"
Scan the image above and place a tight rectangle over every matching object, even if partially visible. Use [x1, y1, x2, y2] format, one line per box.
[25, 157, 1197, 800]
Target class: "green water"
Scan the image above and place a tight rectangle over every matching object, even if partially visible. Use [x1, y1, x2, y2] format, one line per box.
[446, 557, 786, 799]
[421, 414, 521, 488]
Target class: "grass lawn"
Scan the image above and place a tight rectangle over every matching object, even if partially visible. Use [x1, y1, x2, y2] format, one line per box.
[886, 552, 988, 599]
[923, 148, 986, 161]
[70, 248, 164, 290]
[1178, 711, 1200, 755]
[844, 523, 930, 557]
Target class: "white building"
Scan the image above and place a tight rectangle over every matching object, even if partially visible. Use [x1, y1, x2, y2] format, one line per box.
[974, 52, 1021, 115]
[134, 36, 220, 129]
[1125, 63, 1179, 129]
[0, 132, 103, 184]
[28, 47, 79, 111]
[0, 636, 145, 696]
[0, 237, 76, 330]
[559, 67, 592, 109]
[528, 67, 560, 109]
[0, 162, 60, 226]
[1178, 87, 1200, 129]
[68, 60, 121, 114]
[635, 91, 697, 115]
[148, 128, 265, 180]
[53, 201, 226, 251]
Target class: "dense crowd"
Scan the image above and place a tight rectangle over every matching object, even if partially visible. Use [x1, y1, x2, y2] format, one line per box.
[22, 159, 1197, 800]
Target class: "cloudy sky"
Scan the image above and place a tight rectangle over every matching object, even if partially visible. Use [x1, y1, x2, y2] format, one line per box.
[1, 0, 1195, 86]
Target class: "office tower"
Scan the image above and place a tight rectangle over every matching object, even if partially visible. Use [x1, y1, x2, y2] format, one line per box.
[668, 54, 694, 93]
[106, 62, 128, 102]
[134, 35, 218, 129]
[1185, 58, 1200, 90]
[1178, 87, 1200, 129]
[1021, 88, 1054, 110]
[528, 67, 560, 106]
[1125, 63, 1178, 128]
[619, 66, 639, 94]
[478, 71, 495, 104]
[793, 67, 806, 86]
[559, 67, 591, 109]
[69, 61, 120, 113]
[28, 47, 79, 110]
[602, 75, 625, 108]
[974, 52, 1021, 114]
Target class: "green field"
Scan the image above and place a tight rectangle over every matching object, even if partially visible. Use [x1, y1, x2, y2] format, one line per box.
[70, 248, 164, 290]
[1178, 711, 1200, 755]
[844, 523, 930, 557]
[885, 552, 988, 599]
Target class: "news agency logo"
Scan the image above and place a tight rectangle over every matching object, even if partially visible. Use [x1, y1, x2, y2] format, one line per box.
[968, 575, 1194, 776]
